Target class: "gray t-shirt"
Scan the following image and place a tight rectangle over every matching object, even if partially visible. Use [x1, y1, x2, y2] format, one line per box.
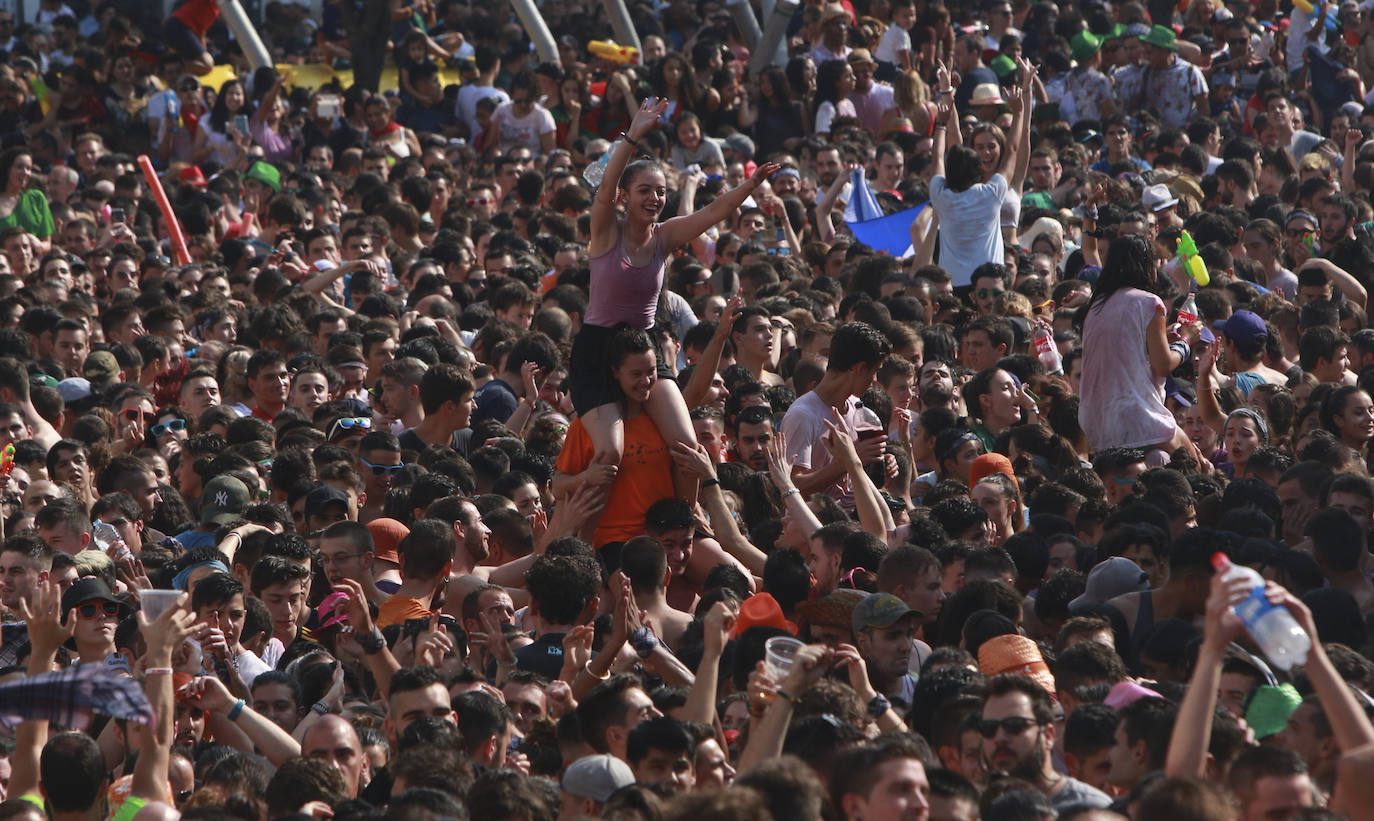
[1051, 776, 1113, 811]
[931, 172, 1009, 285]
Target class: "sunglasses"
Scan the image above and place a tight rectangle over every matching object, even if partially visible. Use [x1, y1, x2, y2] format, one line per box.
[1285, 228, 1313, 237]
[78, 600, 121, 619]
[151, 419, 187, 437]
[359, 457, 407, 476]
[328, 416, 372, 439]
[972, 288, 1001, 299]
[974, 716, 1043, 738]
[179, 83, 199, 92]
[467, 197, 494, 205]
[124, 409, 156, 422]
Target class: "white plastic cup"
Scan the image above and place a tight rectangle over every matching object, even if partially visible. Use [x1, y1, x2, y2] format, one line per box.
[764, 636, 805, 680]
[141, 590, 182, 621]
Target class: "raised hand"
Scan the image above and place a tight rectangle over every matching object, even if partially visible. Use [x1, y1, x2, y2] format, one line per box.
[832, 642, 878, 700]
[179, 674, 235, 715]
[1005, 84, 1024, 116]
[713, 295, 743, 339]
[481, 611, 517, 667]
[629, 97, 669, 140]
[703, 599, 738, 656]
[520, 361, 543, 402]
[16, 580, 74, 661]
[766, 430, 796, 491]
[749, 161, 782, 186]
[1202, 571, 1251, 651]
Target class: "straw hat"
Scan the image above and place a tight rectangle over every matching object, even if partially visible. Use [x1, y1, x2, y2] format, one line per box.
[970, 83, 1006, 107]
[978, 634, 1056, 695]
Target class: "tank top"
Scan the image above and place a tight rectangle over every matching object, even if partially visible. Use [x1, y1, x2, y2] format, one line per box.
[585, 220, 666, 330]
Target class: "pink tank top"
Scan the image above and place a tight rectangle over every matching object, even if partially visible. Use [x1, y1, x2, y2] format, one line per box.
[584, 221, 666, 330]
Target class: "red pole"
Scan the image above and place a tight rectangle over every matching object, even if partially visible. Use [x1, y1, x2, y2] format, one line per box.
[137, 155, 192, 266]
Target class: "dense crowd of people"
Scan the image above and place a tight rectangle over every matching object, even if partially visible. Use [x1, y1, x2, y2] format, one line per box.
[3, 0, 1374, 818]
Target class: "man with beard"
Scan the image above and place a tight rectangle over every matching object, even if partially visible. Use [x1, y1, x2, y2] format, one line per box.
[978, 674, 1111, 811]
[853, 592, 921, 710]
[727, 405, 775, 471]
[919, 359, 956, 411]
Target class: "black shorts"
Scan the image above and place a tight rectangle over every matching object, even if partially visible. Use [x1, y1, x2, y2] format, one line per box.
[568, 322, 675, 416]
[164, 16, 209, 62]
[569, 322, 622, 416]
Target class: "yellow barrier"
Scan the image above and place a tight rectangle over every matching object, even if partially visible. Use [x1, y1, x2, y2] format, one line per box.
[199, 61, 466, 92]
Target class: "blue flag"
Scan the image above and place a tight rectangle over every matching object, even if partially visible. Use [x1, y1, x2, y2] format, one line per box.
[842, 169, 927, 258]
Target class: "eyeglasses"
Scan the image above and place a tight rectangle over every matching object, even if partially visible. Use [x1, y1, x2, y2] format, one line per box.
[179, 82, 200, 92]
[321, 550, 369, 566]
[359, 457, 407, 476]
[328, 416, 372, 439]
[124, 409, 156, 422]
[467, 197, 495, 205]
[1285, 227, 1313, 237]
[974, 716, 1043, 738]
[151, 419, 187, 437]
[972, 288, 1001, 299]
[78, 600, 121, 619]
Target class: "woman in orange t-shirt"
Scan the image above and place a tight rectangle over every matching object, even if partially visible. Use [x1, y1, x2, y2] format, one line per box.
[554, 326, 675, 547]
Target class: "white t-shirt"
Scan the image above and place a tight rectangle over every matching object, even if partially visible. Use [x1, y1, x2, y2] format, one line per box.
[875, 24, 910, 64]
[815, 98, 857, 135]
[456, 83, 510, 137]
[780, 391, 864, 506]
[491, 101, 556, 156]
[930, 172, 1009, 285]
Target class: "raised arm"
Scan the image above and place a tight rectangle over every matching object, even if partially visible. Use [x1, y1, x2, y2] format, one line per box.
[660, 161, 781, 252]
[930, 62, 956, 180]
[133, 593, 201, 803]
[682, 297, 740, 408]
[1004, 58, 1034, 191]
[681, 601, 736, 725]
[1275, 584, 1374, 751]
[1297, 258, 1367, 308]
[1166, 572, 1246, 778]
[590, 98, 669, 254]
[671, 441, 769, 575]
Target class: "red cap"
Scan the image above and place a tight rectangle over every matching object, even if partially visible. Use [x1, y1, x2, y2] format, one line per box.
[178, 166, 208, 186]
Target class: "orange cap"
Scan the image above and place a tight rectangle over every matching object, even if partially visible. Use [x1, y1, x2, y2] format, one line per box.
[969, 452, 1016, 488]
[732, 592, 797, 637]
[366, 517, 410, 564]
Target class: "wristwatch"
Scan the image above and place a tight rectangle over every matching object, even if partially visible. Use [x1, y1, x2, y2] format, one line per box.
[867, 694, 892, 718]
[357, 626, 386, 655]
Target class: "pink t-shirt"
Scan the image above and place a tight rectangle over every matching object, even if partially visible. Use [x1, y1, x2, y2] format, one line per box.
[1078, 288, 1177, 451]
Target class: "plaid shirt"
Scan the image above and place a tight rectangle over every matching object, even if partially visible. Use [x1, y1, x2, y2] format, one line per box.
[0, 662, 154, 730]
[0, 622, 28, 668]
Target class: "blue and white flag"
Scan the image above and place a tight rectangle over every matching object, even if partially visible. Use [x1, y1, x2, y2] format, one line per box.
[842, 169, 928, 258]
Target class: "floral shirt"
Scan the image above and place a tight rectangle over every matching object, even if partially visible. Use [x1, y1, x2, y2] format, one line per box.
[1115, 56, 1208, 129]
[1063, 66, 1113, 123]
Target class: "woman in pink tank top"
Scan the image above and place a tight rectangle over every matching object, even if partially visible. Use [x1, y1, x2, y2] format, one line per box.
[570, 96, 780, 500]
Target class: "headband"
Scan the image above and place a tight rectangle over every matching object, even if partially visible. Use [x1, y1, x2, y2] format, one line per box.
[939, 432, 982, 462]
[1226, 408, 1269, 443]
[172, 559, 231, 591]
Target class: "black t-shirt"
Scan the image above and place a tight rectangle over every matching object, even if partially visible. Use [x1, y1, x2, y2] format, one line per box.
[513, 632, 565, 680]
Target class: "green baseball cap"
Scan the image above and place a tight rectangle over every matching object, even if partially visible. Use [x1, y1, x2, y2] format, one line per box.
[245, 160, 281, 193]
[202, 475, 251, 524]
[1072, 30, 1103, 62]
[852, 592, 918, 634]
[989, 54, 1017, 79]
[83, 350, 119, 393]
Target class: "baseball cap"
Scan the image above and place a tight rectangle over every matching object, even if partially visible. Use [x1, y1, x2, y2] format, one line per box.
[1212, 309, 1267, 348]
[57, 377, 92, 403]
[365, 517, 409, 564]
[562, 754, 635, 802]
[305, 484, 350, 522]
[202, 475, 251, 524]
[1069, 557, 1149, 610]
[852, 592, 917, 634]
[83, 351, 119, 393]
[245, 160, 281, 193]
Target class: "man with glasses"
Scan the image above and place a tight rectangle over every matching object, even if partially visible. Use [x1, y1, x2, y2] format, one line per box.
[979, 674, 1111, 810]
[319, 520, 387, 605]
[490, 71, 556, 158]
[357, 431, 403, 524]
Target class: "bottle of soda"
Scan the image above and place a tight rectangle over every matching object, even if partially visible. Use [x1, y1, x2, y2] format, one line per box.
[1211, 553, 1311, 670]
[1178, 293, 1198, 325]
[1032, 325, 1062, 375]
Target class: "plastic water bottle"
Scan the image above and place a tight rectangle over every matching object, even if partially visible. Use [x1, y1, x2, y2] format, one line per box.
[1211, 553, 1310, 670]
[1032, 325, 1062, 375]
[583, 139, 623, 188]
[92, 520, 121, 552]
[1178, 293, 1198, 325]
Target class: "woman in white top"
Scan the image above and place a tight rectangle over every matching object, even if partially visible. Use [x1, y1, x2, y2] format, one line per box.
[813, 59, 857, 136]
[192, 78, 250, 170]
[927, 57, 1029, 285]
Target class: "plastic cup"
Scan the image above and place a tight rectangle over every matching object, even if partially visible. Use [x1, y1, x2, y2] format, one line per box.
[141, 590, 182, 621]
[764, 636, 805, 680]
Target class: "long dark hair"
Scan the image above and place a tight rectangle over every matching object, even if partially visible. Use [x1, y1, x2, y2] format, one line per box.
[944, 145, 982, 192]
[0, 147, 33, 193]
[1086, 234, 1158, 315]
[815, 59, 849, 106]
[209, 78, 244, 133]
[761, 66, 792, 106]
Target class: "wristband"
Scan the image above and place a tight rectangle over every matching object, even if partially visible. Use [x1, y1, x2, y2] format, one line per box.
[782, 488, 801, 498]
[701, 478, 720, 489]
[621, 131, 641, 149]
[867, 694, 892, 718]
[145, 667, 173, 676]
[227, 699, 246, 721]
[776, 688, 797, 704]
[357, 626, 386, 655]
[584, 661, 611, 681]
[1170, 340, 1192, 364]
[311, 701, 330, 716]
[629, 626, 658, 659]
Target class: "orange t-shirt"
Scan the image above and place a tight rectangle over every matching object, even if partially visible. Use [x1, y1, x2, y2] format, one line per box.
[555, 414, 675, 547]
[376, 594, 431, 629]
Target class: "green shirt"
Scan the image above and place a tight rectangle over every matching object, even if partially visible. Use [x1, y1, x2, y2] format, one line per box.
[0, 189, 54, 239]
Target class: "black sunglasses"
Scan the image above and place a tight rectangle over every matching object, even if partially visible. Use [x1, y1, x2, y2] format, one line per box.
[974, 716, 1044, 738]
[124, 409, 156, 422]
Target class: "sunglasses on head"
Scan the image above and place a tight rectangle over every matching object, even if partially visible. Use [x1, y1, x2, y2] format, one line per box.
[124, 409, 156, 422]
[78, 600, 121, 619]
[151, 419, 186, 437]
[974, 716, 1043, 738]
[328, 416, 372, 439]
[359, 457, 407, 476]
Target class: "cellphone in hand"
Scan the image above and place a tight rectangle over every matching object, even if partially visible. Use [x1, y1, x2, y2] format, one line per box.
[234, 114, 250, 137]
[110, 207, 125, 224]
